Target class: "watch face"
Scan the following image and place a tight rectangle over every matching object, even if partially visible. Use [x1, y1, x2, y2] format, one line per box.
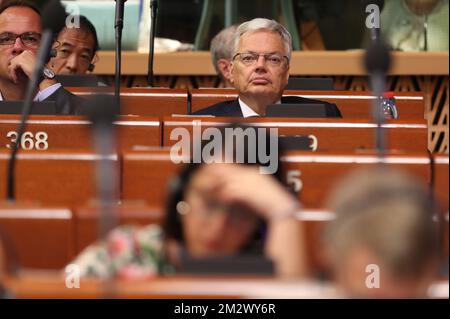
[43, 68, 55, 79]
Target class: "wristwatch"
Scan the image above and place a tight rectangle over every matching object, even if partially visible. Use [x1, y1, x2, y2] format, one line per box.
[43, 67, 55, 80]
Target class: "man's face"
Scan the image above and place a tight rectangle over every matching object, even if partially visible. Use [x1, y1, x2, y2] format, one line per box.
[0, 7, 41, 82]
[50, 28, 95, 75]
[230, 30, 289, 102]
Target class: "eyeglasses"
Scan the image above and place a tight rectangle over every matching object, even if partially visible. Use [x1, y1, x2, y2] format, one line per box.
[187, 189, 258, 226]
[0, 32, 41, 48]
[55, 47, 93, 65]
[233, 52, 289, 67]
[203, 199, 257, 226]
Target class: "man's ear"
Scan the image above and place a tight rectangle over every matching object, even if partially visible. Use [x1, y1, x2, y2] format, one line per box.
[229, 61, 235, 83]
[48, 41, 60, 67]
[88, 54, 99, 73]
[217, 59, 231, 81]
[284, 64, 290, 87]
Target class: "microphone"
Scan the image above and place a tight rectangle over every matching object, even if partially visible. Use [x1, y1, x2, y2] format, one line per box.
[6, 0, 66, 201]
[364, 37, 391, 155]
[147, 0, 158, 86]
[114, 0, 127, 108]
[364, 38, 390, 75]
[424, 15, 428, 51]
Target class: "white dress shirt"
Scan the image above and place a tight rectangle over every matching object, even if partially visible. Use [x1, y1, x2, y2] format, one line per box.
[238, 98, 281, 117]
[238, 98, 260, 118]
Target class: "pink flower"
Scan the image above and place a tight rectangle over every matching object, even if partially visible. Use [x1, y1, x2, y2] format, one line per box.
[107, 231, 132, 257]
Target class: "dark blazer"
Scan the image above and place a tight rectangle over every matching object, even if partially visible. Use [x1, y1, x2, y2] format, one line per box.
[45, 86, 85, 115]
[0, 86, 84, 115]
[193, 95, 342, 118]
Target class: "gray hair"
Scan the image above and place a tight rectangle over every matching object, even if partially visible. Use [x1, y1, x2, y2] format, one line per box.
[210, 25, 238, 76]
[232, 18, 293, 61]
[324, 168, 440, 280]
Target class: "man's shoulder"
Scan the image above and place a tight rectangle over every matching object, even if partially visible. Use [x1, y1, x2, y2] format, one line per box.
[45, 86, 75, 100]
[45, 86, 84, 115]
[192, 99, 242, 117]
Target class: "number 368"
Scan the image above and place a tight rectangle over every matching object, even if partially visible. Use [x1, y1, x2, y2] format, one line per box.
[6, 131, 49, 150]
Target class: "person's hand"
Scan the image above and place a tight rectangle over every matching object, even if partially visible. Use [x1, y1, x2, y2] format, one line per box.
[8, 50, 36, 84]
[198, 164, 307, 278]
[198, 164, 299, 221]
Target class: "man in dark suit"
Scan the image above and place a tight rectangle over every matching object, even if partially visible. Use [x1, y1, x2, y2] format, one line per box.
[0, 1, 82, 114]
[194, 18, 341, 118]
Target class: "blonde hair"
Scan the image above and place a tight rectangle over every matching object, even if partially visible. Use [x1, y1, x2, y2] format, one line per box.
[324, 168, 440, 279]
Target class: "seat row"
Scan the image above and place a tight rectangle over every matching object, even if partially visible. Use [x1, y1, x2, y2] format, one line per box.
[66, 87, 426, 119]
[0, 203, 447, 272]
[0, 149, 447, 211]
[0, 115, 428, 152]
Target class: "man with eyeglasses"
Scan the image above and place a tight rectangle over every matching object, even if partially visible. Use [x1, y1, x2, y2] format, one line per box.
[194, 18, 341, 117]
[49, 15, 99, 75]
[0, 1, 81, 114]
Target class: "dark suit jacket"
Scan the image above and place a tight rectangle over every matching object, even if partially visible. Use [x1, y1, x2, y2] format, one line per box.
[0, 86, 84, 115]
[193, 95, 342, 118]
[45, 86, 85, 115]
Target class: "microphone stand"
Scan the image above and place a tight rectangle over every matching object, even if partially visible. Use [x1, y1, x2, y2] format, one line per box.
[114, 0, 127, 108]
[370, 27, 380, 42]
[87, 95, 119, 298]
[3, 0, 66, 289]
[147, 0, 158, 87]
[424, 15, 428, 51]
[6, 31, 56, 200]
[371, 69, 386, 153]
[364, 39, 391, 157]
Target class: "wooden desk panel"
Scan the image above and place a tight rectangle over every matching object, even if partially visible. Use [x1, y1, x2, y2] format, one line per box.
[5, 271, 447, 299]
[1, 204, 446, 277]
[67, 87, 188, 116]
[190, 89, 425, 120]
[433, 155, 449, 212]
[162, 117, 428, 152]
[122, 149, 433, 209]
[93, 51, 449, 76]
[282, 152, 432, 208]
[0, 150, 119, 206]
[5, 271, 342, 298]
[122, 149, 183, 207]
[0, 115, 162, 150]
[0, 207, 74, 269]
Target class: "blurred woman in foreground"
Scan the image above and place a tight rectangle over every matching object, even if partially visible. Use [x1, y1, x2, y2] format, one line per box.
[72, 130, 307, 279]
